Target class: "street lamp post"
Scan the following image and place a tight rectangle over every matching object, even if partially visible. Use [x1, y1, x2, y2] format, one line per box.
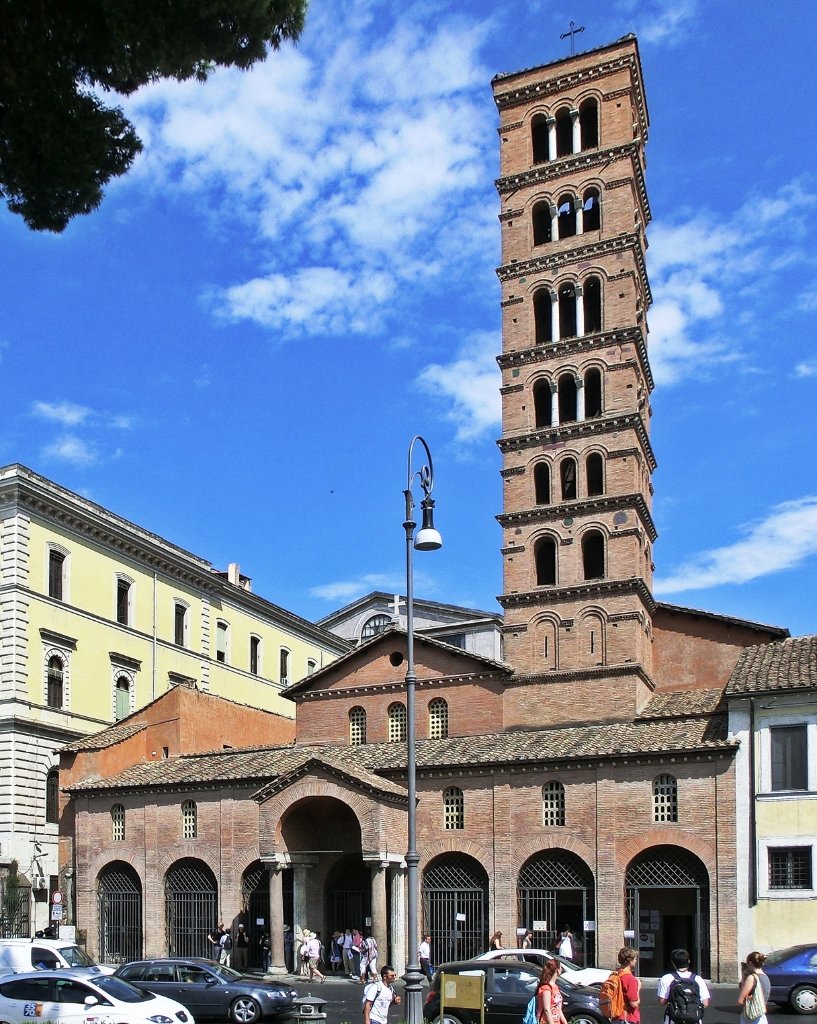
[403, 436, 442, 1024]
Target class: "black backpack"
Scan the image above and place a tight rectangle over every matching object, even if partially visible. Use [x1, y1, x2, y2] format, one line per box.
[667, 971, 704, 1024]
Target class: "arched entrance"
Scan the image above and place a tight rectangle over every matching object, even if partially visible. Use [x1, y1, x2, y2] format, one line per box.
[165, 858, 217, 957]
[625, 846, 710, 978]
[241, 862, 269, 969]
[325, 854, 372, 938]
[97, 861, 142, 964]
[422, 854, 488, 964]
[517, 850, 596, 966]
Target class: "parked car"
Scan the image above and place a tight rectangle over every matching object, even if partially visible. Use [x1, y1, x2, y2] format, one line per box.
[115, 958, 297, 1024]
[0, 939, 114, 977]
[0, 968, 193, 1024]
[423, 958, 605, 1024]
[474, 949, 609, 988]
[763, 943, 817, 1014]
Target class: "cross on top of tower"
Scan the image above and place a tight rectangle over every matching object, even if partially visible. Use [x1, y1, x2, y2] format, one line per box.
[560, 20, 585, 55]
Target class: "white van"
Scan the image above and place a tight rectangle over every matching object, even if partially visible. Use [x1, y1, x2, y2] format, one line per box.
[0, 939, 113, 976]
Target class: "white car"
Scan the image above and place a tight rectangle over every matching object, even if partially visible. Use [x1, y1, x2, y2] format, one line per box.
[0, 939, 114, 977]
[0, 969, 194, 1024]
[474, 949, 609, 987]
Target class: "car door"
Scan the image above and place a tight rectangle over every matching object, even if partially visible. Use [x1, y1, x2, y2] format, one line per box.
[485, 965, 538, 1024]
[0, 975, 58, 1024]
[172, 963, 224, 1019]
[53, 977, 114, 1024]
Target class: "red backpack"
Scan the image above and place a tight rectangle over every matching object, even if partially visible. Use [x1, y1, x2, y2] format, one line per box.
[599, 969, 625, 1020]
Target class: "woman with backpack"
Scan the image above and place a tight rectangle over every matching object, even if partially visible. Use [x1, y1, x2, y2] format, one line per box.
[536, 959, 568, 1024]
[738, 952, 769, 1024]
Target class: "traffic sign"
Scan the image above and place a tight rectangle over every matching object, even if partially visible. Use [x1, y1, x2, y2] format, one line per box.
[52, 891, 62, 905]
[51, 904, 63, 921]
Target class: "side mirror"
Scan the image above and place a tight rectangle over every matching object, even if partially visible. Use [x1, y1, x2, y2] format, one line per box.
[84, 997, 99, 1008]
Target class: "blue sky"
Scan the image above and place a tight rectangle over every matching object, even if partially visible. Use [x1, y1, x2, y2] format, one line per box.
[2, 0, 816, 638]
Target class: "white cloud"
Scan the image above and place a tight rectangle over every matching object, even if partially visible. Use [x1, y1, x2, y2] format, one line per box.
[33, 401, 92, 427]
[416, 331, 501, 443]
[797, 285, 817, 312]
[619, 0, 700, 46]
[124, 6, 495, 340]
[648, 181, 816, 385]
[310, 572, 405, 603]
[42, 434, 98, 467]
[795, 360, 817, 378]
[655, 496, 817, 594]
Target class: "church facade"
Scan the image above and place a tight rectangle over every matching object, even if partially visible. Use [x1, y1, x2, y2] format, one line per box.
[59, 36, 793, 982]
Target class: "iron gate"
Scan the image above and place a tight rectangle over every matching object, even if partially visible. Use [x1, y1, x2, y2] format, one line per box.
[0, 879, 30, 938]
[98, 863, 142, 963]
[165, 859, 217, 958]
[517, 851, 595, 965]
[325, 856, 371, 939]
[242, 863, 269, 968]
[625, 846, 709, 977]
[422, 854, 488, 963]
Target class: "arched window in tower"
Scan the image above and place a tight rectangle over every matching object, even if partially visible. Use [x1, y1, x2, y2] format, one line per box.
[558, 283, 577, 338]
[388, 702, 407, 742]
[579, 98, 599, 150]
[560, 458, 577, 501]
[429, 697, 449, 739]
[534, 380, 552, 427]
[586, 453, 604, 497]
[653, 774, 679, 823]
[557, 194, 576, 239]
[532, 201, 552, 245]
[443, 787, 464, 830]
[582, 188, 601, 231]
[584, 367, 602, 417]
[349, 706, 367, 746]
[583, 276, 602, 333]
[535, 537, 557, 586]
[362, 614, 390, 639]
[45, 769, 59, 824]
[542, 781, 566, 826]
[534, 290, 553, 344]
[558, 373, 577, 423]
[531, 114, 549, 164]
[47, 655, 64, 709]
[555, 107, 572, 157]
[534, 462, 551, 505]
[582, 530, 605, 579]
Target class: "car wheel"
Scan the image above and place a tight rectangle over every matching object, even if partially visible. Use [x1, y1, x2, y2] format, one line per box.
[569, 1014, 603, 1024]
[231, 996, 262, 1024]
[430, 1014, 466, 1024]
[791, 986, 817, 1015]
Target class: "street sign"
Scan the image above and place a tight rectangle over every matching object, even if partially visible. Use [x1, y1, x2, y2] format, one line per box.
[51, 904, 63, 921]
[52, 891, 63, 905]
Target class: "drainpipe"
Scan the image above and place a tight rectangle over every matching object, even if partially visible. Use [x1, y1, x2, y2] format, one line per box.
[749, 697, 757, 907]
[152, 573, 158, 700]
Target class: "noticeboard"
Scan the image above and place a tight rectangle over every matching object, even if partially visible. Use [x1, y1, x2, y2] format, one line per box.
[440, 971, 485, 1024]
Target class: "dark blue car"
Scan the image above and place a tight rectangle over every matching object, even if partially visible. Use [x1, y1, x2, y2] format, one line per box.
[764, 944, 817, 1014]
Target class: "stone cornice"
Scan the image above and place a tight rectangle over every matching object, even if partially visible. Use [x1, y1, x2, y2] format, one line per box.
[495, 141, 650, 226]
[496, 231, 652, 307]
[496, 411, 657, 472]
[496, 492, 657, 542]
[498, 575, 657, 614]
[503, 661, 655, 692]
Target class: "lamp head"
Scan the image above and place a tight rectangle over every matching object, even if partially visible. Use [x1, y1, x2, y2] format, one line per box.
[414, 498, 442, 551]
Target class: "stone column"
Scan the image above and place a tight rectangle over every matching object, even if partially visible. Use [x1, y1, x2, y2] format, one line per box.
[550, 289, 560, 343]
[549, 204, 559, 242]
[546, 117, 556, 161]
[576, 377, 585, 422]
[267, 863, 287, 975]
[292, 863, 308, 944]
[370, 861, 388, 965]
[391, 864, 407, 975]
[550, 383, 559, 427]
[570, 108, 581, 153]
[574, 198, 584, 235]
[575, 284, 585, 338]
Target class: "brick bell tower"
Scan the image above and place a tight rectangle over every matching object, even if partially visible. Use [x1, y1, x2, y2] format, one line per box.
[492, 36, 657, 723]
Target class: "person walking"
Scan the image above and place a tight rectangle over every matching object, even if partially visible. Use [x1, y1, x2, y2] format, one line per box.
[218, 927, 233, 967]
[557, 926, 574, 960]
[208, 922, 225, 959]
[363, 965, 401, 1024]
[657, 948, 710, 1024]
[306, 930, 325, 983]
[738, 952, 769, 1024]
[343, 929, 354, 976]
[418, 934, 433, 981]
[536, 959, 568, 1024]
[361, 932, 378, 983]
[232, 924, 249, 972]
[604, 947, 641, 1024]
[260, 931, 271, 973]
[488, 931, 503, 951]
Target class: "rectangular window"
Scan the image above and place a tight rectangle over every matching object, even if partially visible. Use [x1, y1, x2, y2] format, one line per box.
[174, 604, 187, 647]
[48, 551, 64, 600]
[116, 579, 131, 625]
[216, 622, 228, 664]
[770, 725, 808, 791]
[250, 637, 260, 675]
[769, 847, 812, 889]
[280, 648, 290, 685]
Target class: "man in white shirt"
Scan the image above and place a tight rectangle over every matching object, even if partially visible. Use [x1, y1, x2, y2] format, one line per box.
[363, 965, 401, 1024]
[418, 935, 433, 981]
[657, 949, 710, 1024]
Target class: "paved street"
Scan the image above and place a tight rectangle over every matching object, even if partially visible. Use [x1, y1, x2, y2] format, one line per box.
[281, 973, 791, 1024]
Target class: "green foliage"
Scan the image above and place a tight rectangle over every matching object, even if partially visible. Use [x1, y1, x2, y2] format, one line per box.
[0, 0, 307, 231]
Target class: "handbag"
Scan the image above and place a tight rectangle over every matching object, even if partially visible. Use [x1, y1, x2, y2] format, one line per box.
[744, 975, 766, 1021]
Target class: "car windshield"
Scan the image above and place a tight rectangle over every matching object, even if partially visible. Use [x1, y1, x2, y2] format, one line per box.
[765, 946, 804, 966]
[207, 963, 241, 981]
[555, 955, 581, 971]
[94, 976, 155, 1003]
[60, 947, 97, 968]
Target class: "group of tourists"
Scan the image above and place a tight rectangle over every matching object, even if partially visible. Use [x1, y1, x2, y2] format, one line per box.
[294, 926, 380, 983]
[206, 921, 251, 971]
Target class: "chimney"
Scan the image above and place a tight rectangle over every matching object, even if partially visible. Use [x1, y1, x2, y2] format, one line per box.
[228, 563, 240, 586]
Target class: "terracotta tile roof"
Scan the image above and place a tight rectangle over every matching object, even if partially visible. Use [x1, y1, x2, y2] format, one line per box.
[61, 722, 147, 753]
[638, 688, 724, 719]
[66, 708, 731, 795]
[726, 635, 817, 695]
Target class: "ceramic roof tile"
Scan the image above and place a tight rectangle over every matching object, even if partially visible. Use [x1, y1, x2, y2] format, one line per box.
[61, 722, 147, 753]
[726, 635, 817, 695]
[638, 688, 724, 719]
